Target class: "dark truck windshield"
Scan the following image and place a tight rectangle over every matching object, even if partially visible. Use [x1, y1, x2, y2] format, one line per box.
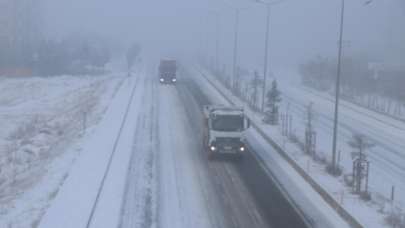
[159, 60, 177, 73]
[211, 115, 244, 132]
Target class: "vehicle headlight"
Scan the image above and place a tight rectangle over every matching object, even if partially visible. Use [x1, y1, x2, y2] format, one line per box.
[160, 78, 164, 82]
[210, 146, 216, 151]
[172, 78, 177, 82]
[239, 146, 245, 152]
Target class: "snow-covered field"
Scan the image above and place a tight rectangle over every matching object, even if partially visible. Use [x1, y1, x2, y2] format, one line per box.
[195, 65, 404, 227]
[0, 73, 125, 227]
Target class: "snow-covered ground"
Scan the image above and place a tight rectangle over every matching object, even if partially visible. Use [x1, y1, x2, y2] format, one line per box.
[0, 73, 125, 227]
[193, 65, 401, 227]
[39, 68, 142, 228]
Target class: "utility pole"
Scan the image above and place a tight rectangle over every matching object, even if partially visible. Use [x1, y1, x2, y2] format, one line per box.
[254, 0, 284, 112]
[331, 0, 345, 174]
[214, 12, 220, 75]
[206, 10, 221, 74]
[261, 3, 271, 112]
[232, 9, 240, 90]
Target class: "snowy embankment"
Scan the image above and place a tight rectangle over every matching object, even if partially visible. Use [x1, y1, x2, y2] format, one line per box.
[0, 74, 125, 227]
[260, 69, 405, 216]
[275, 69, 405, 226]
[191, 65, 392, 228]
[39, 66, 149, 228]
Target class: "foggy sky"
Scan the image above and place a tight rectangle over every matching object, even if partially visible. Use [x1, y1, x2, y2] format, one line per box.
[42, 0, 405, 68]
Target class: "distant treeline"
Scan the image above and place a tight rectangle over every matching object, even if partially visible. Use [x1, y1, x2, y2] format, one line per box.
[0, 38, 111, 76]
[1, 1, 112, 76]
[299, 56, 405, 104]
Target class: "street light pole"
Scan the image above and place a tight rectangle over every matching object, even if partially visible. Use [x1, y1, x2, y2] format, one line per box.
[261, 3, 271, 112]
[215, 13, 220, 75]
[206, 10, 221, 74]
[232, 9, 240, 90]
[331, 0, 345, 174]
[254, 0, 283, 112]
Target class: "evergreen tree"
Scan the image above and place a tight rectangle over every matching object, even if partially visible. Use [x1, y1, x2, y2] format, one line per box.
[250, 71, 262, 110]
[264, 80, 282, 124]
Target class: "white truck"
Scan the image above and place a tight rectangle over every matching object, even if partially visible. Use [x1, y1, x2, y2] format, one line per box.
[203, 105, 250, 160]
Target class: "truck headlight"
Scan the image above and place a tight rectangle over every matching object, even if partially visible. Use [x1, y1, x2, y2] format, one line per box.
[210, 146, 216, 151]
[239, 146, 245, 152]
[172, 78, 177, 82]
[160, 78, 164, 82]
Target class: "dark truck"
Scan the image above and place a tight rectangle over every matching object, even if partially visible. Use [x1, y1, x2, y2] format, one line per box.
[159, 59, 177, 84]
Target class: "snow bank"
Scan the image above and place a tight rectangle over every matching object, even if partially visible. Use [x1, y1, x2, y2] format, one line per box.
[38, 76, 137, 228]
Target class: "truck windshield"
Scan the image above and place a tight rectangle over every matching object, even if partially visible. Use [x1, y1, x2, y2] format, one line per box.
[159, 61, 176, 72]
[211, 115, 244, 132]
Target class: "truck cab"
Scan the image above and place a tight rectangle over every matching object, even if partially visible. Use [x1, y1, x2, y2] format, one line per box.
[159, 59, 177, 84]
[203, 105, 250, 160]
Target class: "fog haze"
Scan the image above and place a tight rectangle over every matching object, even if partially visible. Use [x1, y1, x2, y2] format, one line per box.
[42, 0, 405, 67]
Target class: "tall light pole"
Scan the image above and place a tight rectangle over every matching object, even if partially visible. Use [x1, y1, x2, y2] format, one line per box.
[254, 0, 283, 112]
[261, 3, 271, 111]
[331, 0, 345, 174]
[232, 9, 240, 90]
[330, 0, 373, 174]
[214, 12, 220, 75]
[206, 10, 221, 74]
[218, 0, 249, 90]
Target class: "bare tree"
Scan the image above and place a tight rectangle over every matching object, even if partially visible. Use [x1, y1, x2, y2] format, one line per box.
[348, 133, 374, 195]
[250, 71, 262, 110]
[348, 133, 375, 159]
[0, 0, 42, 72]
[305, 102, 317, 158]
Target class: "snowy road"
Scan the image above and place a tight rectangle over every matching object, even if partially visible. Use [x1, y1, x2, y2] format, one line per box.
[117, 64, 312, 228]
[174, 70, 311, 228]
[119, 70, 158, 228]
[118, 66, 271, 228]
